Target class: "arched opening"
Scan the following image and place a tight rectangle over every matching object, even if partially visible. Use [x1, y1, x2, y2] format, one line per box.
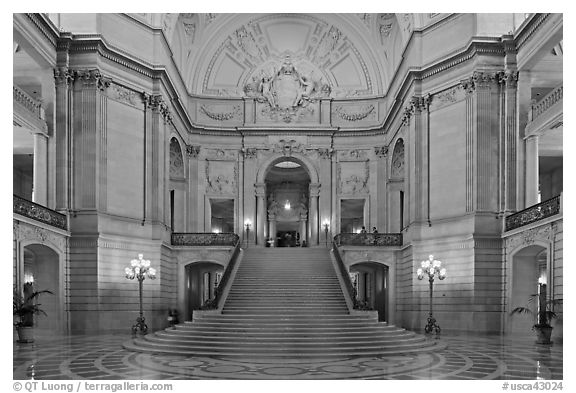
[350, 261, 389, 322]
[509, 245, 548, 336]
[184, 261, 224, 320]
[21, 244, 61, 333]
[169, 137, 186, 232]
[264, 158, 311, 247]
[389, 138, 405, 232]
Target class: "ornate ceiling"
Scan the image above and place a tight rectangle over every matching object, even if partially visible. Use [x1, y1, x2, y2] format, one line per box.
[134, 13, 448, 99]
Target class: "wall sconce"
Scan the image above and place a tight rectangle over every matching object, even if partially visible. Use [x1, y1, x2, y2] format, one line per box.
[284, 200, 291, 210]
[24, 273, 35, 285]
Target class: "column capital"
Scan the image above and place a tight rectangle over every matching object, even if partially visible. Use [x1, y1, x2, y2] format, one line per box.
[498, 70, 519, 88]
[255, 182, 266, 196]
[73, 69, 111, 91]
[309, 183, 321, 197]
[242, 148, 258, 159]
[53, 67, 74, 86]
[374, 146, 388, 158]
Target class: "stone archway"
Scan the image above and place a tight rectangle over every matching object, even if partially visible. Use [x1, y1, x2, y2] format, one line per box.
[350, 261, 390, 322]
[184, 261, 225, 320]
[255, 153, 321, 246]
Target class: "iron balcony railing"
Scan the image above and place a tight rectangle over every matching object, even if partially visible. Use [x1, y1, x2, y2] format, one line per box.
[171, 232, 240, 247]
[334, 232, 403, 247]
[13, 194, 67, 230]
[505, 195, 561, 232]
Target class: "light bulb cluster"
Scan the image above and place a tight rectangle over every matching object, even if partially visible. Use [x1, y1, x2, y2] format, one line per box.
[417, 255, 446, 281]
[125, 254, 156, 280]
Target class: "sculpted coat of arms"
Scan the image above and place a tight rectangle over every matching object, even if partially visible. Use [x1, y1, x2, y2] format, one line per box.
[244, 57, 331, 122]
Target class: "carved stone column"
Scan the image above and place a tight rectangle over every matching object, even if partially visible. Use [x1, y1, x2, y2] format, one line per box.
[309, 183, 320, 246]
[255, 183, 266, 246]
[186, 145, 201, 231]
[53, 66, 74, 211]
[300, 215, 308, 246]
[374, 146, 389, 231]
[525, 135, 540, 207]
[71, 69, 111, 210]
[500, 70, 520, 213]
[268, 215, 277, 247]
[33, 132, 49, 205]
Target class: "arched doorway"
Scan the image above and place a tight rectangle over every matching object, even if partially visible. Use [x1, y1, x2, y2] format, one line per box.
[509, 245, 548, 335]
[21, 244, 61, 333]
[350, 262, 389, 322]
[264, 158, 311, 247]
[184, 262, 224, 320]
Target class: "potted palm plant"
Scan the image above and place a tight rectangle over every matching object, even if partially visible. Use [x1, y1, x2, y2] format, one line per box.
[13, 286, 53, 343]
[510, 284, 562, 345]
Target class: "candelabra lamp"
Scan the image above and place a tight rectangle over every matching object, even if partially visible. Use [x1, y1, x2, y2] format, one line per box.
[125, 254, 156, 334]
[245, 220, 251, 248]
[322, 220, 330, 247]
[417, 255, 446, 334]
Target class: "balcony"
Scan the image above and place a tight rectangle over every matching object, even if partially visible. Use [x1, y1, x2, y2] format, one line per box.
[13, 85, 48, 133]
[13, 194, 67, 230]
[505, 195, 561, 232]
[526, 84, 563, 136]
[334, 232, 403, 247]
[171, 232, 240, 246]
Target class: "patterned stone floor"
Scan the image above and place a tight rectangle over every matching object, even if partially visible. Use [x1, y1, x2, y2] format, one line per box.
[13, 332, 563, 380]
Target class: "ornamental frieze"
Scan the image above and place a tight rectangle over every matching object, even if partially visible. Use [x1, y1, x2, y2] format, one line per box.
[199, 105, 241, 122]
[334, 104, 376, 122]
[110, 84, 139, 107]
[505, 223, 553, 253]
[431, 86, 465, 110]
[338, 149, 369, 162]
[204, 148, 238, 161]
[270, 139, 307, 156]
[14, 221, 67, 253]
[337, 161, 370, 195]
[205, 161, 238, 195]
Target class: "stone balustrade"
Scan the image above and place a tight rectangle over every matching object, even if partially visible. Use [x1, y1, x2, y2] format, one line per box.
[13, 85, 44, 120]
[505, 195, 561, 232]
[530, 85, 562, 122]
[334, 232, 403, 247]
[13, 194, 67, 230]
[171, 232, 240, 246]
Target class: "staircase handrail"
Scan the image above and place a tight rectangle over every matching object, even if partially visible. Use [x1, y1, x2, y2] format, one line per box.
[213, 238, 242, 309]
[332, 240, 359, 309]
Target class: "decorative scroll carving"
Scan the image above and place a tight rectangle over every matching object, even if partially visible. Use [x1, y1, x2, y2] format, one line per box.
[271, 139, 306, 156]
[334, 233, 403, 247]
[433, 86, 462, 109]
[171, 232, 239, 246]
[243, 148, 258, 159]
[335, 105, 375, 122]
[14, 221, 67, 252]
[53, 67, 74, 86]
[374, 146, 388, 158]
[498, 70, 519, 88]
[205, 148, 237, 160]
[13, 195, 67, 230]
[110, 84, 138, 106]
[339, 149, 368, 161]
[318, 148, 333, 159]
[505, 196, 561, 232]
[186, 145, 201, 158]
[73, 69, 111, 91]
[505, 224, 553, 253]
[199, 105, 241, 121]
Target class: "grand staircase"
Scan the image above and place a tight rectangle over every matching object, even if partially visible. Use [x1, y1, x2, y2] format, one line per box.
[125, 248, 439, 358]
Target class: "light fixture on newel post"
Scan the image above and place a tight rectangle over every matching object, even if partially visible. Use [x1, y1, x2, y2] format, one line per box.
[125, 254, 156, 334]
[322, 219, 330, 247]
[417, 254, 446, 334]
[244, 219, 252, 248]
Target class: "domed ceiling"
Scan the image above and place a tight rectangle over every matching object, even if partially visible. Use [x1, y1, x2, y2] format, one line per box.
[146, 13, 446, 99]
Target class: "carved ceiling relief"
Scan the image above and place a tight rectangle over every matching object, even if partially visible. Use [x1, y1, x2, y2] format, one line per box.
[205, 161, 238, 195]
[203, 15, 373, 99]
[379, 13, 395, 44]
